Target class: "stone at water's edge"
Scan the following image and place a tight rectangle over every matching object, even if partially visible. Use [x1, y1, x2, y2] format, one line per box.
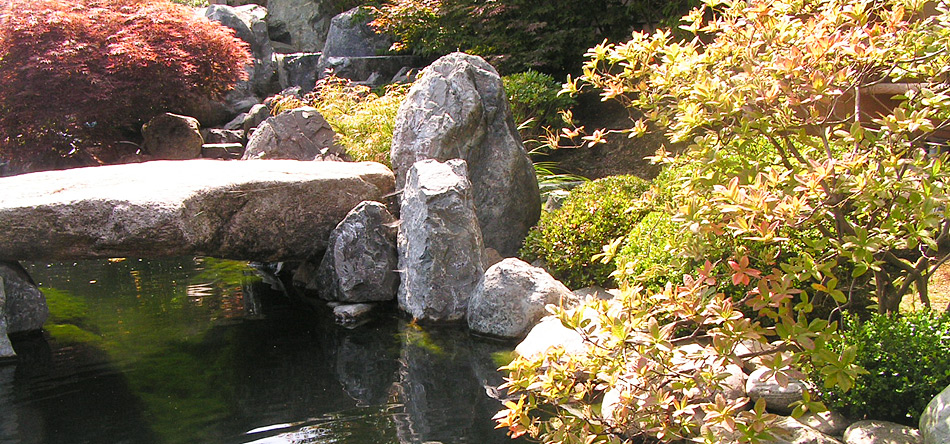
[315, 201, 399, 303]
[921, 383, 950, 444]
[0, 277, 14, 360]
[390, 52, 541, 257]
[397, 159, 484, 323]
[0, 262, 47, 334]
[0, 160, 394, 262]
[467, 258, 575, 339]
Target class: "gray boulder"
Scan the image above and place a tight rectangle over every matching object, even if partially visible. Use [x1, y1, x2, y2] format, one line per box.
[201, 128, 245, 145]
[277, 52, 323, 92]
[266, 0, 337, 52]
[333, 303, 376, 326]
[243, 103, 272, 135]
[765, 416, 844, 444]
[243, 107, 349, 161]
[843, 420, 922, 444]
[746, 367, 807, 415]
[0, 278, 13, 360]
[1, 262, 47, 333]
[204, 4, 278, 99]
[390, 52, 540, 257]
[321, 7, 392, 58]
[141, 113, 203, 160]
[397, 159, 484, 322]
[0, 160, 395, 262]
[921, 383, 950, 444]
[795, 411, 853, 437]
[317, 55, 421, 87]
[315, 201, 399, 303]
[467, 258, 574, 338]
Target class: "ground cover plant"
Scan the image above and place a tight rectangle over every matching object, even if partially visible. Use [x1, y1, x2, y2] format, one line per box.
[270, 76, 409, 167]
[0, 0, 251, 172]
[816, 310, 950, 425]
[498, 0, 950, 442]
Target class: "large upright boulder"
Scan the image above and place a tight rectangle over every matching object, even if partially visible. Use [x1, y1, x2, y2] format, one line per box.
[321, 7, 392, 58]
[398, 159, 484, 322]
[315, 201, 399, 303]
[204, 4, 277, 99]
[390, 52, 540, 257]
[467, 258, 575, 339]
[266, 0, 338, 52]
[243, 107, 349, 161]
[1, 262, 48, 334]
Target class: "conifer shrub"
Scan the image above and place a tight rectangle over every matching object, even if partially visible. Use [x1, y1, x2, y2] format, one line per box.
[0, 0, 251, 172]
[816, 310, 950, 426]
[502, 70, 576, 139]
[520, 175, 650, 289]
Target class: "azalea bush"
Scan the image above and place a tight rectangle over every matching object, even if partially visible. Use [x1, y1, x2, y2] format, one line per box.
[499, 0, 950, 442]
[270, 76, 410, 166]
[0, 0, 251, 172]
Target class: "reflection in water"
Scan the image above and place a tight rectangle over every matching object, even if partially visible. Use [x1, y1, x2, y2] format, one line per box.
[1, 258, 522, 444]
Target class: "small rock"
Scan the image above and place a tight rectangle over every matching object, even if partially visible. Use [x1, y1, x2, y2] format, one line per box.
[333, 303, 376, 325]
[141, 113, 203, 160]
[514, 316, 586, 359]
[201, 143, 245, 159]
[920, 383, 950, 444]
[242, 103, 272, 134]
[201, 128, 245, 145]
[765, 416, 844, 444]
[843, 420, 922, 444]
[795, 410, 853, 437]
[467, 258, 575, 339]
[746, 367, 807, 415]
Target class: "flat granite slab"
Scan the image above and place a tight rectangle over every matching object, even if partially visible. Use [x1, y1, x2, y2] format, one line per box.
[0, 159, 395, 261]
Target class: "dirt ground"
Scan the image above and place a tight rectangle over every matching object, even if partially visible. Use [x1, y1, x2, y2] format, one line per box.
[901, 263, 950, 312]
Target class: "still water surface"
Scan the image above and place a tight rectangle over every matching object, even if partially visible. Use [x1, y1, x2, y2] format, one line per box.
[1, 257, 519, 444]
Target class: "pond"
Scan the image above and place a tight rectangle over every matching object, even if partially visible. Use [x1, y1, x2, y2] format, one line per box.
[1, 257, 521, 444]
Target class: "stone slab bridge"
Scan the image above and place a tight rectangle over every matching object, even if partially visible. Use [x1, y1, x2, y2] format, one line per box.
[0, 159, 395, 262]
[0, 159, 395, 359]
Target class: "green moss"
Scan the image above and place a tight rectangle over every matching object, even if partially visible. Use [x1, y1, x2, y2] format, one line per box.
[45, 323, 102, 344]
[42, 287, 89, 324]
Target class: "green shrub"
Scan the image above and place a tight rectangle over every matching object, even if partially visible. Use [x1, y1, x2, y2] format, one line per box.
[816, 310, 950, 425]
[615, 211, 686, 287]
[502, 70, 575, 138]
[520, 175, 650, 289]
[270, 76, 409, 167]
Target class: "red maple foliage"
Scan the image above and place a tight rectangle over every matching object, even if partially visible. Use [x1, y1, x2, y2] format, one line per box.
[0, 0, 252, 172]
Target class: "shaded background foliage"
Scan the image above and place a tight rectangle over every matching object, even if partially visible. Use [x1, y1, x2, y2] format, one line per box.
[0, 0, 251, 172]
[372, 0, 700, 75]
